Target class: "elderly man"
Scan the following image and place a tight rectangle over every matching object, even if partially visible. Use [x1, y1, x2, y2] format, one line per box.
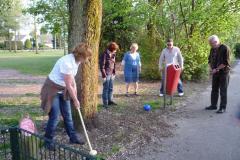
[205, 35, 231, 113]
[159, 39, 184, 97]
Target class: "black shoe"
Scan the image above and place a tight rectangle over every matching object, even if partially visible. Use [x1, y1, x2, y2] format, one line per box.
[205, 106, 217, 110]
[70, 135, 85, 145]
[44, 142, 56, 151]
[103, 104, 109, 109]
[125, 93, 130, 97]
[134, 92, 139, 96]
[216, 108, 226, 114]
[108, 101, 117, 105]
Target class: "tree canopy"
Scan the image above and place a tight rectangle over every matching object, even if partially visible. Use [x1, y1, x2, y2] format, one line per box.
[24, 0, 240, 80]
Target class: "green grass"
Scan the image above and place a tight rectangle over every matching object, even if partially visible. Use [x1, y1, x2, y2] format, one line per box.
[0, 97, 42, 126]
[0, 50, 63, 75]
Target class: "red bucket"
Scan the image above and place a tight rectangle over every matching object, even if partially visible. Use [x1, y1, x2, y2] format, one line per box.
[166, 64, 181, 95]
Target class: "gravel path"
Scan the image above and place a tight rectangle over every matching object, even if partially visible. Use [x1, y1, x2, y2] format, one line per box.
[130, 60, 240, 160]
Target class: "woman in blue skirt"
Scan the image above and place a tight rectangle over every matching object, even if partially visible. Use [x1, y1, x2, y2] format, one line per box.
[122, 43, 141, 96]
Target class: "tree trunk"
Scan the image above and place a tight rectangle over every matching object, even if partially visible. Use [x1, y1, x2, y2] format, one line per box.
[54, 34, 57, 49]
[9, 31, 12, 52]
[34, 16, 38, 54]
[189, 0, 195, 37]
[14, 31, 17, 53]
[68, 0, 102, 128]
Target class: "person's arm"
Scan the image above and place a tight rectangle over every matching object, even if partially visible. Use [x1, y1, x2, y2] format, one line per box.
[216, 46, 230, 71]
[72, 77, 77, 96]
[213, 46, 230, 74]
[99, 53, 107, 78]
[113, 62, 116, 76]
[138, 53, 142, 72]
[159, 50, 164, 71]
[64, 74, 79, 109]
[208, 50, 213, 74]
[177, 48, 184, 70]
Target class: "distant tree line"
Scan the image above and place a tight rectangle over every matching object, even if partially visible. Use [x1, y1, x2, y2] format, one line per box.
[2, 0, 240, 79]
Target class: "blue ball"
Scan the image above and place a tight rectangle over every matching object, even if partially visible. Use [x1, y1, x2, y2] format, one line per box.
[144, 104, 151, 111]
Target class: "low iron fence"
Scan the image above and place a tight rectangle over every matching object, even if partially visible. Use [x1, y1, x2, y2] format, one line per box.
[0, 127, 101, 160]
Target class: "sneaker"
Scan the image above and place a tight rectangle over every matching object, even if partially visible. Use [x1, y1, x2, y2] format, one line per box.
[103, 104, 109, 109]
[216, 108, 226, 114]
[178, 92, 184, 97]
[159, 93, 164, 97]
[205, 106, 217, 110]
[108, 101, 117, 105]
[134, 92, 139, 96]
[70, 135, 85, 145]
[44, 142, 56, 151]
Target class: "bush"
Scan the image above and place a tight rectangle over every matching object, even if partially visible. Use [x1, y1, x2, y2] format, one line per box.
[234, 43, 240, 58]
[0, 42, 5, 49]
[4, 41, 23, 50]
[25, 39, 32, 49]
[138, 34, 209, 81]
[138, 36, 163, 80]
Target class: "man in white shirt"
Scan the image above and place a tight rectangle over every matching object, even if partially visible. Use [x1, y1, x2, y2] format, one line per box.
[159, 39, 184, 97]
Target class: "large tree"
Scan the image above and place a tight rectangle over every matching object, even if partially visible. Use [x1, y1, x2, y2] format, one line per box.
[68, 0, 102, 127]
[0, 0, 21, 52]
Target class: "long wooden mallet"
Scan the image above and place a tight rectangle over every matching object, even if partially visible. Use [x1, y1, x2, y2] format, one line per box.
[77, 108, 97, 156]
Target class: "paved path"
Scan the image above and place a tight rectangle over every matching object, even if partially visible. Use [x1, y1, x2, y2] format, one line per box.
[134, 61, 240, 160]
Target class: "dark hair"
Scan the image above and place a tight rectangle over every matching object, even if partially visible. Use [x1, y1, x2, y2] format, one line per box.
[107, 42, 119, 52]
[72, 43, 92, 61]
[167, 39, 173, 43]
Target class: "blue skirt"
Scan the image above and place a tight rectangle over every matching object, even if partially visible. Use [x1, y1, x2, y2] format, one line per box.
[124, 66, 139, 83]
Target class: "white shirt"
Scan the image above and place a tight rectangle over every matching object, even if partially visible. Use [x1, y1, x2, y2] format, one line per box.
[49, 54, 80, 87]
[159, 46, 184, 70]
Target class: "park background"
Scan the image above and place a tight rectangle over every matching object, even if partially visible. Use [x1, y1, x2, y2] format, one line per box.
[0, 0, 240, 159]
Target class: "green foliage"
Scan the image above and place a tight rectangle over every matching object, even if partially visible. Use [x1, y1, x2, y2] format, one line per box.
[0, 0, 21, 37]
[4, 41, 23, 50]
[24, 39, 32, 49]
[0, 43, 5, 49]
[138, 36, 162, 80]
[234, 43, 240, 58]
[101, 0, 146, 55]
[24, 0, 240, 80]
[136, 0, 240, 80]
[25, 0, 68, 36]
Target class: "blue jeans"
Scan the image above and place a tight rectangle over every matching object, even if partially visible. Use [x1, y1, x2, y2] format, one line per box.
[102, 75, 114, 105]
[160, 72, 184, 94]
[45, 93, 77, 141]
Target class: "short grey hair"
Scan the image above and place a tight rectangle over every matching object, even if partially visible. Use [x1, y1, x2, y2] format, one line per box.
[208, 35, 220, 43]
[130, 43, 138, 50]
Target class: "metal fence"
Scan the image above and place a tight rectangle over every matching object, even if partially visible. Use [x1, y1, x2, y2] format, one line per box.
[0, 127, 101, 160]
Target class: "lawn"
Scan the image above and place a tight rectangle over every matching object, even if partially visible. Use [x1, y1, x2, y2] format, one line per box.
[0, 50, 63, 75]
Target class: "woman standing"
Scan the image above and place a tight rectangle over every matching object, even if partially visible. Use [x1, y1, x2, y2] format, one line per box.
[100, 42, 119, 108]
[40, 43, 92, 150]
[122, 43, 141, 96]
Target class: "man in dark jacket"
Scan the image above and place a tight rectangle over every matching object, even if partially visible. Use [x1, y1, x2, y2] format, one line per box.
[99, 42, 119, 108]
[206, 35, 231, 113]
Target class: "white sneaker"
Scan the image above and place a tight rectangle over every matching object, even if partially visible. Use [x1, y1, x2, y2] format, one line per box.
[178, 92, 184, 97]
[159, 93, 164, 97]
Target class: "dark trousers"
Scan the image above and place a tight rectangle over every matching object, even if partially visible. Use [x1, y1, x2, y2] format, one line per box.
[211, 72, 230, 109]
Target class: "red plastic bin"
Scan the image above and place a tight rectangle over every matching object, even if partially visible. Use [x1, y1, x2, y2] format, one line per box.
[166, 64, 181, 95]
